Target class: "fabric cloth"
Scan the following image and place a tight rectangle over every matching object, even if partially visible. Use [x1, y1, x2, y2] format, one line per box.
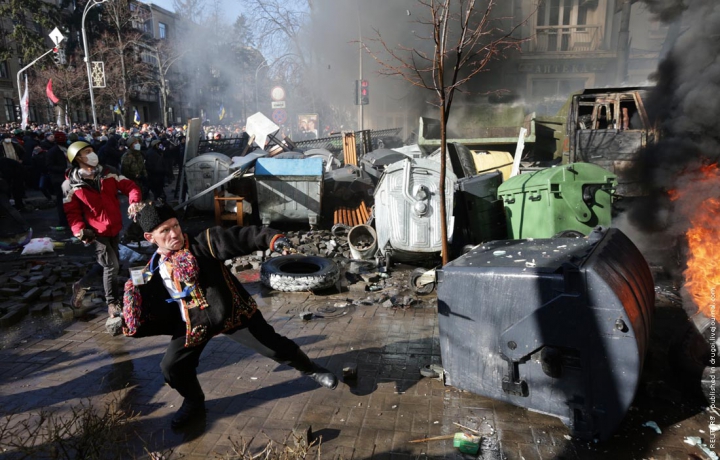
[62, 165, 141, 237]
[122, 225, 280, 348]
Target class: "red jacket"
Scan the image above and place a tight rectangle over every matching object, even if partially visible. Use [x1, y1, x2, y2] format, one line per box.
[62, 166, 142, 237]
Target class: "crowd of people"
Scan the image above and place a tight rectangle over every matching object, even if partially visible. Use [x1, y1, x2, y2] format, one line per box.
[0, 121, 189, 227]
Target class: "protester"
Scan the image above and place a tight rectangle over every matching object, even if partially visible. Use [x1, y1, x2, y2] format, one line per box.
[63, 141, 142, 319]
[121, 202, 338, 429]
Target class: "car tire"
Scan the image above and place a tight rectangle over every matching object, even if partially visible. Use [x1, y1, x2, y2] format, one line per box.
[410, 267, 435, 295]
[260, 255, 340, 292]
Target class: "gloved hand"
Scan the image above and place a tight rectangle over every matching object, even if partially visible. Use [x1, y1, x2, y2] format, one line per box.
[272, 236, 294, 253]
[76, 228, 96, 244]
[127, 202, 143, 221]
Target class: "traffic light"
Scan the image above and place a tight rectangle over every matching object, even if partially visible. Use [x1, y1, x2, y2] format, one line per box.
[52, 47, 66, 66]
[360, 79, 369, 105]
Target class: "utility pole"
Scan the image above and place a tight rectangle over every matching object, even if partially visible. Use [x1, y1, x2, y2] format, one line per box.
[357, 2, 364, 131]
[616, 0, 633, 85]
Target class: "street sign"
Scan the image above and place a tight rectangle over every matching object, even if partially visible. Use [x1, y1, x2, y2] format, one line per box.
[271, 101, 286, 109]
[49, 28, 65, 46]
[271, 86, 285, 101]
[272, 109, 287, 125]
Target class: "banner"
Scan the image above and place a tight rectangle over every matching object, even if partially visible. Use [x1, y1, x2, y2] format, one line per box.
[20, 75, 29, 129]
[46, 79, 60, 105]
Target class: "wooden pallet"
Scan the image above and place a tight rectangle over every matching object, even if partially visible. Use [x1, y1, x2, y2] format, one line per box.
[333, 201, 370, 227]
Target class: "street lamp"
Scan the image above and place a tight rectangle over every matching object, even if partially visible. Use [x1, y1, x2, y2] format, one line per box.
[82, 0, 109, 130]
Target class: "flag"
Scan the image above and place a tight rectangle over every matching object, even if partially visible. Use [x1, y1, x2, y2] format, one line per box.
[64, 103, 70, 127]
[46, 79, 59, 105]
[20, 75, 29, 128]
[133, 108, 140, 124]
[113, 104, 121, 115]
[218, 104, 225, 121]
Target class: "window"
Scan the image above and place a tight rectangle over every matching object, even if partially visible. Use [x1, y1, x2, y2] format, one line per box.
[159, 22, 167, 39]
[535, 0, 599, 52]
[5, 98, 16, 122]
[0, 61, 8, 79]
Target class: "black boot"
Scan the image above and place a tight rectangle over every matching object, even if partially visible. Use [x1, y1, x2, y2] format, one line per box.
[171, 397, 206, 429]
[287, 349, 338, 390]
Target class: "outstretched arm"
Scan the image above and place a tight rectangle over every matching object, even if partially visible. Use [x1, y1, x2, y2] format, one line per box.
[194, 225, 284, 260]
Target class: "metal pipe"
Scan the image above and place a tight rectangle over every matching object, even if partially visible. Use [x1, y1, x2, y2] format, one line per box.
[82, 0, 108, 130]
[17, 48, 56, 119]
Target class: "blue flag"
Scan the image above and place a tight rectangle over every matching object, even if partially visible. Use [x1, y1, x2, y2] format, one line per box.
[133, 108, 140, 124]
[218, 104, 226, 121]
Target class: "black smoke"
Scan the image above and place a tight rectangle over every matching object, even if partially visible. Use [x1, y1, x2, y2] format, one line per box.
[627, 0, 720, 235]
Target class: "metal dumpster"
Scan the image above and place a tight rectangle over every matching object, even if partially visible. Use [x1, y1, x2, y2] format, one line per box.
[497, 163, 616, 239]
[454, 171, 507, 247]
[437, 227, 654, 441]
[374, 158, 456, 265]
[255, 157, 323, 227]
[184, 153, 232, 211]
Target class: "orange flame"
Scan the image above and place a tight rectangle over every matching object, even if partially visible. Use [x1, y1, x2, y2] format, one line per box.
[682, 164, 720, 318]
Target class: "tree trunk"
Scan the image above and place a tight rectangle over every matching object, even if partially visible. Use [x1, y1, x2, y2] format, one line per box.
[117, 30, 130, 127]
[439, 93, 449, 266]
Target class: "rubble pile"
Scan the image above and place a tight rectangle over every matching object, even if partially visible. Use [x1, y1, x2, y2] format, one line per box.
[0, 257, 95, 327]
[227, 229, 428, 310]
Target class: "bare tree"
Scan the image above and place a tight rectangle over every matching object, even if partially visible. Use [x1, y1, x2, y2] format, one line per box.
[146, 40, 186, 126]
[364, 0, 523, 264]
[99, 0, 151, 126]
[30, 56, 90, 125]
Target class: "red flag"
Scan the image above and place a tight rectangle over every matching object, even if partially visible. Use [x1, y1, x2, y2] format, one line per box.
[46, 79, 59, 105]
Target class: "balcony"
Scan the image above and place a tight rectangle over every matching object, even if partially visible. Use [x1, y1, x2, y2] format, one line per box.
[528, 25, 604, 53]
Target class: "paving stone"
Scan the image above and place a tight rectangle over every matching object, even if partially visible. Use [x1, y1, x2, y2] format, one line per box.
[0, 304, 28, 327]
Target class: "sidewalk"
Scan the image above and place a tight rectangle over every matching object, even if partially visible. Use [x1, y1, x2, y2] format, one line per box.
[0, 264, 712, 459]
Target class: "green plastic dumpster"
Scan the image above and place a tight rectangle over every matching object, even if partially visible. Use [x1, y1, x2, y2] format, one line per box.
[497, 163, 616, 239]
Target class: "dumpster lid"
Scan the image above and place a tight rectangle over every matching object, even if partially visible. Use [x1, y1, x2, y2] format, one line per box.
[255, 157, 323, 176]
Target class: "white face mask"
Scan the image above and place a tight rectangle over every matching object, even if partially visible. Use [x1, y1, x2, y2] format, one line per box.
[84, 152, 99, 167]
[133, 143, 141, 151]
[3, 138, 11, 144]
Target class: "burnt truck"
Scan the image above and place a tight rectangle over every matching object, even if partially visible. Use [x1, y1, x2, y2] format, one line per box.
[561, 86, 658, 197]
[417, 87, 658, 198]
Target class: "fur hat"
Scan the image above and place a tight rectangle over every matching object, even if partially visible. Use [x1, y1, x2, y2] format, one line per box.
[137, 202, 177, 233]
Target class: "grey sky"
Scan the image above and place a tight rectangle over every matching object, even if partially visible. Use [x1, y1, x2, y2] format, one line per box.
[148, 0, 243, 20]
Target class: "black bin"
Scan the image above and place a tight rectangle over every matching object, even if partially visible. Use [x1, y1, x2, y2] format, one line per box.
[437, 227, 654, 441]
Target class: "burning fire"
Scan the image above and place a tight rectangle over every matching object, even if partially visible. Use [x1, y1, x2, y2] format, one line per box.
[674, 163, 720, 318]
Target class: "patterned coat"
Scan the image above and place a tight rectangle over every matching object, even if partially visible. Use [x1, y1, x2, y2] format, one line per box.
[122, 225, 283, 348]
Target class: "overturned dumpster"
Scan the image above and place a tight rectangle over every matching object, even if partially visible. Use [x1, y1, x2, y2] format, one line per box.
[436, 227, 654, 441]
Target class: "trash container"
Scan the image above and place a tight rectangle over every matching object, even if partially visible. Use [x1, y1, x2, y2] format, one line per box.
[374, 158, 456, 265]
[184, 153, 232, 211]
[255, 157, 323, 227]
[497, 163, 616, 239]
[454, 171, 507, 246]
[436, 227, 654, 441]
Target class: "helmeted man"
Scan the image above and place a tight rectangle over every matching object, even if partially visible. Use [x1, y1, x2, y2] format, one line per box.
[123, 202, 338, 429]
[63, 141, 142, 317]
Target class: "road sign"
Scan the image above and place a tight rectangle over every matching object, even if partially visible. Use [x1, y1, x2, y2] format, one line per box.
[271, 101, 286, 109]
[271, 86, 285, 101]
[272, 109, 287, 125]
[49, 28, 66, 46]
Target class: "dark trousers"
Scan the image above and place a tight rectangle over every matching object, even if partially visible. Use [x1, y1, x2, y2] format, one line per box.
[94, 235, 121, 305]
[160, 309, 303, 400]
[52, 182, 68, 227]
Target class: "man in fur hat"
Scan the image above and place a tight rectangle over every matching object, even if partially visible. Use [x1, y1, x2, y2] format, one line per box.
[124, 202, 338, 429]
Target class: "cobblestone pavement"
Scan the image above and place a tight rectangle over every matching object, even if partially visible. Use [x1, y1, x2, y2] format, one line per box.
[0, 192, 714, 459]
[0, 271, 713, 459]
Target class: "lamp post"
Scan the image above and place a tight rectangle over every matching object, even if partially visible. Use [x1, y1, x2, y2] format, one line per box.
[82, 0, 108, 130]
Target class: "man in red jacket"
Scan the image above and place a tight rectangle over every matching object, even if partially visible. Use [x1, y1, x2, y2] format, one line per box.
[63, 141, 142, 318]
